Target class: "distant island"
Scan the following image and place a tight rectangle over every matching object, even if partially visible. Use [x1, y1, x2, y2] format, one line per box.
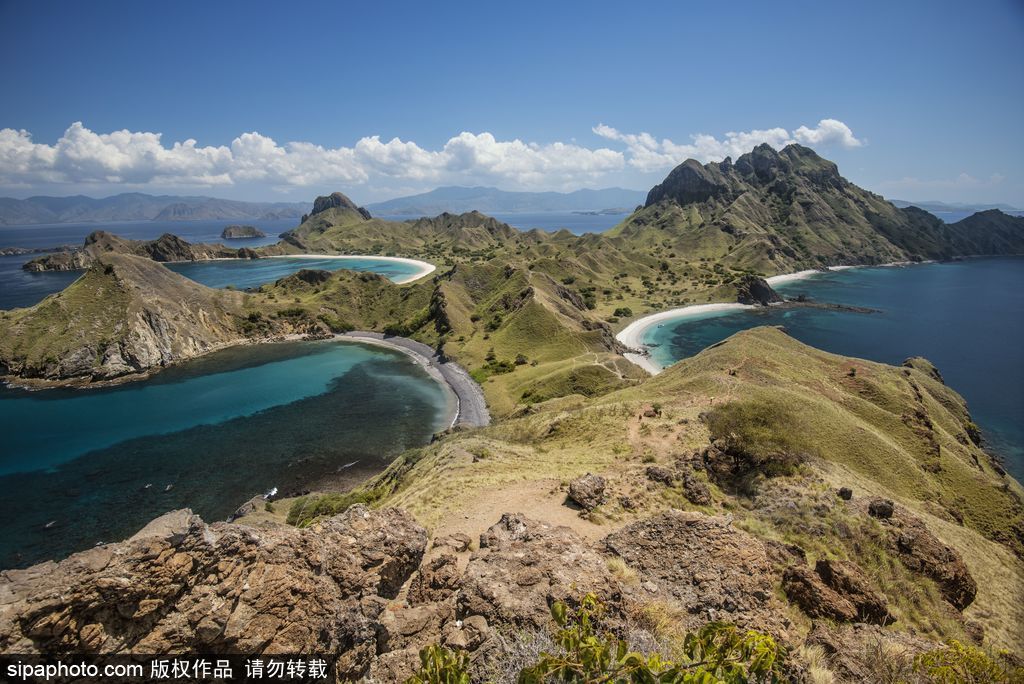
[0, 192, 307, 226]
[221, 224, 267, 239]
[365, 185, 647, 215]
[571, 207, 633, 216]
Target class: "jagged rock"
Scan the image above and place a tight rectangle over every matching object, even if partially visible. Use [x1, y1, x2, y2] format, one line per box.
[408, 554, 461, 606]
[568, 473, 607, 510]
[603, 511, 790, 635]
[432, 533, 472, 553]
[868, 498, 894, 519]
[681, 472, 713, 505]
[733, 274, 783, 306]
[645, 465, 676, 485]
[310, 192, 371, 220]
[0, 505, 427, 680]
[782, 565, 858, 622]
[814, 559, 892, 624]
[838, 487, 853, 501]
[441, 615, 489, 651]
[459, 514, 620, 630]
[875, 508, 977, 610]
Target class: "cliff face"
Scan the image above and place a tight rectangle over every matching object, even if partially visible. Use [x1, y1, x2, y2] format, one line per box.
[0, 254, 253, 384]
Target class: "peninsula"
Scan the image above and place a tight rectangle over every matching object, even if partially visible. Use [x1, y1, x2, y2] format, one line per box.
[2, 145, 1023, 681]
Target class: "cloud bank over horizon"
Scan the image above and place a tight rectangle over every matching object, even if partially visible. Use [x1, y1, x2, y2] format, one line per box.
[0, 119, 863, 200]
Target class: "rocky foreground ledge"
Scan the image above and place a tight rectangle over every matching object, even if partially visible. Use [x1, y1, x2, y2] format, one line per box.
[0, 497, 980, 681]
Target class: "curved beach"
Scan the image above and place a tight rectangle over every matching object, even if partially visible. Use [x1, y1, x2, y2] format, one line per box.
[267, 254, 436, 284]
[337, 331, 490, 428]
[616, 303, 755, 374]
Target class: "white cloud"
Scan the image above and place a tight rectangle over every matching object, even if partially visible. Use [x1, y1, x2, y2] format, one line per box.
[593, 118, 863, 172]
[0, 119, 862, 196]
[0, 122, 625, 193]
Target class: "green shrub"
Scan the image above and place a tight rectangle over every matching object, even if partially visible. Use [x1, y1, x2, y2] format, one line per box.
[407, 594, 784, 684]
[705, 398, 810, 481]
[914, 640, 1024, 683]
[405, 644, 470, 684]
[613, 307, 633, 318]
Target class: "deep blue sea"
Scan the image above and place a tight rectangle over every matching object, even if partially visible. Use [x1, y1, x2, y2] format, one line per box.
[0, 340, 452, 568]
[643, 258, 1024, 479]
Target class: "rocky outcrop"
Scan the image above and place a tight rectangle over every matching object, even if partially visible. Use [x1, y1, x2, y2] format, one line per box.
[872, 505, 977, 610]
[782, 559, 891, 625]
[733, 274, 783, 306]
[458, 514, 621, 631]
[310, 192, 372, 220]
[604, 511, 790, 635]
[0, 506, 426, 680]
[567, 473, 607, 510]
[220, 225, 266, 239]
[23, 231, 255, 272]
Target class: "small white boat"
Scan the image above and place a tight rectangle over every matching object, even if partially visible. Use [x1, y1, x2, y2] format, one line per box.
[44, 520, 56, 529]
[164, 484, 173, 492]
[263, 487, 278, 500]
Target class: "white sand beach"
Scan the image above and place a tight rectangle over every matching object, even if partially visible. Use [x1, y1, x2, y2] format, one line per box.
[266, 254, 437, 284]
[616, 303, 756, 375]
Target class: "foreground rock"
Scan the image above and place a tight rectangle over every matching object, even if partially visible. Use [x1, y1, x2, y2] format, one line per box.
[458, 513, 620, 630]
[567, 473, 607, 511]
[871, 504, 977, 610]
[604, 511, 791, 636]
[0, 506, 426, 679]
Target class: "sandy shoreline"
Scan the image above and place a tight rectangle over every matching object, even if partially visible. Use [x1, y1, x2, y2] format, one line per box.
[616, 261, 933, 375]
[266, 254, 436, 284]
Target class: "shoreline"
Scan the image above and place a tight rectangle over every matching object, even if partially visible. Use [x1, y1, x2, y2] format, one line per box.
[615, 260, 937, 375]
[265, 254, 437, 284]
[334, 332, 489, 428]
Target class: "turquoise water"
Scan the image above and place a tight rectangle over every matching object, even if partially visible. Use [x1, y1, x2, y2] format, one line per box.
[0, 255, 426, 310]
[0, 340, 451, 568]
[643, 258, 1024, 479]
[166, 256, 424, 290]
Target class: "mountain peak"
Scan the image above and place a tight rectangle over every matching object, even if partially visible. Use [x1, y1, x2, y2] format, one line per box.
[310, 192, 372, 220]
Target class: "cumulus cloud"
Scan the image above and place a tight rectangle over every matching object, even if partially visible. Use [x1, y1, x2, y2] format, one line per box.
[0, 122, 625, 193]
[593, 118, 862, 172]
[0, 119, 862, 195]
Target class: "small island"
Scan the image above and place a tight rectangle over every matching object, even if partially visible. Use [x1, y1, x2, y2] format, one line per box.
[220, 224, 266, 239]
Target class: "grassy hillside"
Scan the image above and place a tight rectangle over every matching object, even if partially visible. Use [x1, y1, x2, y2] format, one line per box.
[0, 254, 250, 383]
[290, 326, 1024, 653]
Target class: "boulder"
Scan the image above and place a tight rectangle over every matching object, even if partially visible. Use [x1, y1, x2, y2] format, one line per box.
[782, 565, 858, 622]
[603, 511, 790, 635]
[814, 559, 892, 624]
[645, 465, 676, 485]
[568, 473, 607, 510]
[837, 487, 853, 501]
[408, 554, 461, 606]
[868, 498, 894, 519]
[681, 472, 713, 505]
[459, 514, 620, 631]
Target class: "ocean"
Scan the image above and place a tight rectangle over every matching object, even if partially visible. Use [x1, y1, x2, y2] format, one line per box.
[0, 339, 452, 568]
[642, 258, 1024, 480]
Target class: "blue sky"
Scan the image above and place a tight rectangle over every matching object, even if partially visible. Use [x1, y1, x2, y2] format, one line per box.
[1, 0, 1022, 204]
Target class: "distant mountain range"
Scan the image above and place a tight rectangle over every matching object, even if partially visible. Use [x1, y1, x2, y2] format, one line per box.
[892, 199, 1023, 214]
[0, 193, 308, 226]
[365, 186, 647, 216]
